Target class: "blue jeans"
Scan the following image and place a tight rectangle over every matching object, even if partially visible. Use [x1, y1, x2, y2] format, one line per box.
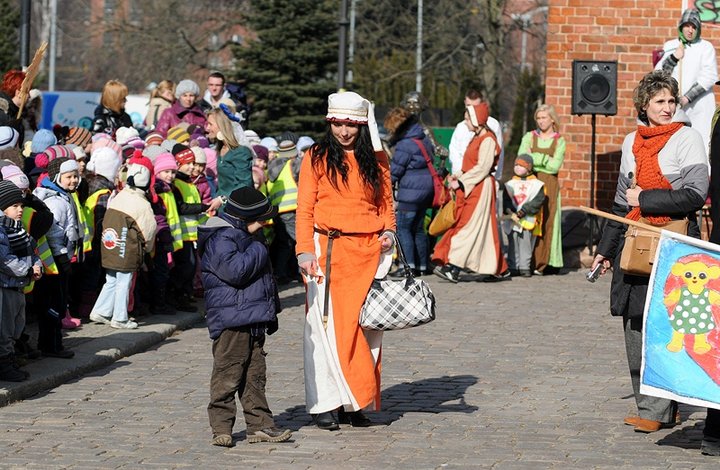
[395, 209, 429, 270]
[91, 270, 133, 322]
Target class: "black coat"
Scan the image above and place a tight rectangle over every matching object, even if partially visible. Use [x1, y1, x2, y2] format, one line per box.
[92, 105, 132, 136]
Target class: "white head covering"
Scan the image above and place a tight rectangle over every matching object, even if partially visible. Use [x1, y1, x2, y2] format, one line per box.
[326, 91, 382, 152]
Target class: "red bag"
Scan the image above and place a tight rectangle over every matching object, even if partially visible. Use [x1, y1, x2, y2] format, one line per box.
[414, 139, 450, 208]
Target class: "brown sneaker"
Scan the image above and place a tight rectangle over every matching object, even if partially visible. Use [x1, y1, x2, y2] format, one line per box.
[247, 427, 291, 443]
[211, 434, 233, 447]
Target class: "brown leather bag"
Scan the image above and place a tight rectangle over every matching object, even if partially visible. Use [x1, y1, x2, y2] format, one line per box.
[428, 197, 456, 237]
[619, 217, 688, 276]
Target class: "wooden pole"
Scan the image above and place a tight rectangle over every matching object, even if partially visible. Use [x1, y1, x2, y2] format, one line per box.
[579, 206, 664, 235]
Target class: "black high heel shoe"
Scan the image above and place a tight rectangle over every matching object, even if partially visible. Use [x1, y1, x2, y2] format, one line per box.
[337, 409, 372, 427]
[312, 411, 340, 431]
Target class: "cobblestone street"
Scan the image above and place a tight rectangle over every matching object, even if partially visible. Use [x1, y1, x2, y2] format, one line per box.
[1, 272, 717, 469]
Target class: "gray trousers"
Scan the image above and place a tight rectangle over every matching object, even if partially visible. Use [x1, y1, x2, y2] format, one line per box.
[507, 229, 535, 272]
[623, 316, 677, 422]
[208, 328, 275, 435]
[0, 287, 25, 357]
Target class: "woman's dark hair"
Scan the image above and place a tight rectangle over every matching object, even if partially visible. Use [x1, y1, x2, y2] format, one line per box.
[633, 70, 679, 123]
[310, 123, 381, 200]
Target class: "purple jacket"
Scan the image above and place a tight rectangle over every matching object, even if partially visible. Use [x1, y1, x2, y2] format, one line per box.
[155, 101, 207, 137]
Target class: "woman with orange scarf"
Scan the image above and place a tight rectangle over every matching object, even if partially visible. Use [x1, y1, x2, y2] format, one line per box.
[592, 71, 708, 435]
[432, 103, 506, 282]
[296, 91, 395, 431]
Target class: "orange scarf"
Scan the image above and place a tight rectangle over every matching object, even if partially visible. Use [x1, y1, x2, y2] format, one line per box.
[627, 122, 683, 224]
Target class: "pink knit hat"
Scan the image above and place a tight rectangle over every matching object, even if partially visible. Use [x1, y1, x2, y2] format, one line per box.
[153, 152, 178, 175]
[91, 137, 123, 157]
[1, 165, 29, 190]
[204, 148, 217, 180]
[35, 145, 72, 169]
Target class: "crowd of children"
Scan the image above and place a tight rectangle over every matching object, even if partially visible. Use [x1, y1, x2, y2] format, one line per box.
[0, 85, 315, 385]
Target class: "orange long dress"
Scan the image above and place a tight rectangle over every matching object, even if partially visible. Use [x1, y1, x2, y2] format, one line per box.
[295, 149, 396, 414]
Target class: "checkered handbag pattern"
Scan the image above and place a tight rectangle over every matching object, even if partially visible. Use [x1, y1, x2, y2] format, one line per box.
[359, 232, 436, 331]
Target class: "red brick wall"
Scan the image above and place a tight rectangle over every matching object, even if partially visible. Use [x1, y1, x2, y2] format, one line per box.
[545, 0, 720, 209]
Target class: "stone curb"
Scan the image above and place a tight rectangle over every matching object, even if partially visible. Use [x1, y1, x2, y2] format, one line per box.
[0, 311, 203, 407]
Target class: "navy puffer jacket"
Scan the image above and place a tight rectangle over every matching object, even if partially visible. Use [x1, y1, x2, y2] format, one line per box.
[390, 123, 435, 211]
[198, 213, 281, 339]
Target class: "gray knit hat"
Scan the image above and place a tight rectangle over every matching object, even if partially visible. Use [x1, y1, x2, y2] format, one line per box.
[175, 79, 200, 99]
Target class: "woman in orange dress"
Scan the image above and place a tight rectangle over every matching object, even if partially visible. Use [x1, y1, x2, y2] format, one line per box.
[296, 91, 396, 431]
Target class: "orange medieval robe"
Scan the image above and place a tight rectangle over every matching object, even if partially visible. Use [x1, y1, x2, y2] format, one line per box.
[432, 130, 507, 275]
[295, 149, 396, 413]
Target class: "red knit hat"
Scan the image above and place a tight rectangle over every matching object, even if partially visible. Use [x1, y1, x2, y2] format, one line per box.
[127, 150, 157, 203]
[172, 143, 195, 166]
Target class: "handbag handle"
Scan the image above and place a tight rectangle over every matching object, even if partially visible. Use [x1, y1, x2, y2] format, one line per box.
[386, 230, 415, 280]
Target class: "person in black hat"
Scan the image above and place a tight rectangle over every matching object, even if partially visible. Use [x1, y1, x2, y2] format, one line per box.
[196, 186, 290, 447]
[0, 180, 41, 381]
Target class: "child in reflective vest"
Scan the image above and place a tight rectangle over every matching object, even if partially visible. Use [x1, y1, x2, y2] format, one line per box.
[169, 144, 222, 311]
[151, 152, 182, 314]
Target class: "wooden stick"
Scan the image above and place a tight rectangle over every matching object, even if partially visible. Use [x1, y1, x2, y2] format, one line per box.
[16, 42, 48, 119]
[579, 206, 664, 234]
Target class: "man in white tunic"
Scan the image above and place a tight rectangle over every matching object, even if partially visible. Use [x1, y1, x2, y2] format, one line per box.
[655, 8, 718, 155]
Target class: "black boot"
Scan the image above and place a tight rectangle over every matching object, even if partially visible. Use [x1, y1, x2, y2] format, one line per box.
[337, 409, 372, 427]
[0, 355, 28, 382]
[311, 411, 340, 431]
[150, 289, 175, 315]
[175, 293, 198, 313]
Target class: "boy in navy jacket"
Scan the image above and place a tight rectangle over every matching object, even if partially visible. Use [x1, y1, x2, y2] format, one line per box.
[197, 186, 290, 447]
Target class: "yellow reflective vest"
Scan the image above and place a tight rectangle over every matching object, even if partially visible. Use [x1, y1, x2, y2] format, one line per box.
[159, 191, 184, 252]
[267, 160, 297, 214]
[173, 179, 207, 242]
[83, 188, 111, 253]
[21, 206, 58, 293]
[71, 192, 90, 254]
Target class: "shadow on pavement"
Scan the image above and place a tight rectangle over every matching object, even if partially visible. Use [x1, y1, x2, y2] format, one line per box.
[378, 375, 478, 424]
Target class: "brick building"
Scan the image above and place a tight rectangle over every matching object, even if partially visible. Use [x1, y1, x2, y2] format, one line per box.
[545, 0, 720, 209]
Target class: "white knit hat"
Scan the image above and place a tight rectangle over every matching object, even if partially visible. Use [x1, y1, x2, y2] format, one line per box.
[0, 126, 19, 150]
[87, 147, 121, 182]
[190, 146, 206, 164]
[115, 126, 140, 146]
[325, 91, 382, 151]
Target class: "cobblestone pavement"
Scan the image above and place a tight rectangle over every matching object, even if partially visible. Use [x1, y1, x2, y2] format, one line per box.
[1, 271, 718, 469]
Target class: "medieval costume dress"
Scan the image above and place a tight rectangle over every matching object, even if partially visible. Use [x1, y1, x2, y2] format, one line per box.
[295, 92, 395, 416]
[432, 103, 506, 276]
[518, 130, 566, 273]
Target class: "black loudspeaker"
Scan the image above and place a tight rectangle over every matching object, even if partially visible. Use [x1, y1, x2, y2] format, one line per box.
[571, 60, 617, 116]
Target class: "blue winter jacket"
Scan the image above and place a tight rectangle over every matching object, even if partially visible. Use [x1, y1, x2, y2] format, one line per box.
[197, 213, 281, 340]
[390, 123, 435, 211]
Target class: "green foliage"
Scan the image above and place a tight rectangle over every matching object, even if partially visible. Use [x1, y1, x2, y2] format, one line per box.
[352, 0, 509, 123]
[0, 0, 20, 72]
[234, 0, 338, 138]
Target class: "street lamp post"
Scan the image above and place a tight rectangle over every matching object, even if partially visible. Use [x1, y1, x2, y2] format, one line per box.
[337, 0, 350, 90]
[416, 0, 423, 93]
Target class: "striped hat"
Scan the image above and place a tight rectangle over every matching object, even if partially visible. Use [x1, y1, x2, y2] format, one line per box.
[65, 127, 92, 148]
[0, 126, 19, 150]
[35, 145, 72, 169]
[167, 126, 190, 144]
